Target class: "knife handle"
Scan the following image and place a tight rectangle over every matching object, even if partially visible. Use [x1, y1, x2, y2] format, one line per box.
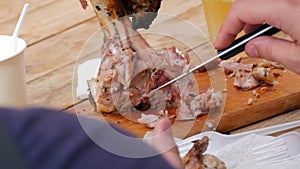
[217, 24, 280, 60]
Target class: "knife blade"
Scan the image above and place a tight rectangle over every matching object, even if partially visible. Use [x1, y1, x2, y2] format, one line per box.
[150, 24, 280, 94]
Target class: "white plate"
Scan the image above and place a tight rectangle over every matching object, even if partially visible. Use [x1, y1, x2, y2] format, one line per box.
[76, 58, 101, 99]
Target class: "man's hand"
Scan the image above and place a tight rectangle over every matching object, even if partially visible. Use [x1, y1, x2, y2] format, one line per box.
[214, 0, 300, 74]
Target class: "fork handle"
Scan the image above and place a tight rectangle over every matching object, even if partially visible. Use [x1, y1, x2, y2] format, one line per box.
[233, 120, 300, 137]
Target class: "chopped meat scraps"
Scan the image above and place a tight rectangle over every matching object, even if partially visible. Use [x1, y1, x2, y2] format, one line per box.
[252, 67, 272, 85]
[218, 57, 253, 74]
[219, 57, 284, 90]
[189, 88, 222, 118]
[233, 70, 259, 90]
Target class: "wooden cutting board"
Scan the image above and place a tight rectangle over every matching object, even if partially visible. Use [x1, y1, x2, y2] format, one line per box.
[76, 57, 300, 139]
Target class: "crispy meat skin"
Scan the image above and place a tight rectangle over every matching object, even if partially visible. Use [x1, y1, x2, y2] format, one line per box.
[183, 136, 227, 169]
[79, 0, 163, 29]
[183, 136, 209, 169]
[122, 0, 163, 29]
[122, 0, 162, 14]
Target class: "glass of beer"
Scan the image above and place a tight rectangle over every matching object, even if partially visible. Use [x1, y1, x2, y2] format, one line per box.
[202, 0, 233, 42]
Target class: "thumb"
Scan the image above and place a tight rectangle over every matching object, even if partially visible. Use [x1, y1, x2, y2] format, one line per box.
[245, 36, 300, 74]
[152, 119, 184, 169]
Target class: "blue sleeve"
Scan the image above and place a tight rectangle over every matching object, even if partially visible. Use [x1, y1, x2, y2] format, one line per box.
[0, 108, 175, 169]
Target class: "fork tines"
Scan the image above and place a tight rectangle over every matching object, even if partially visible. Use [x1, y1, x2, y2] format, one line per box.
[252, 138, 290, 165]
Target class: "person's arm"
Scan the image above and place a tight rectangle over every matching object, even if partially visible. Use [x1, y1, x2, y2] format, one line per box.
[214, 0, 300, 74]
[0, 108, 177, 169]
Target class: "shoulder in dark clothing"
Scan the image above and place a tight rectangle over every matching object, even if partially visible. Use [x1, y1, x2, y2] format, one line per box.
[0, 108, 175, 169]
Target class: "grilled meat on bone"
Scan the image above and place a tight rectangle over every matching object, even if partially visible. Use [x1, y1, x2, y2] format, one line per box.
[82, 0, 221, 121]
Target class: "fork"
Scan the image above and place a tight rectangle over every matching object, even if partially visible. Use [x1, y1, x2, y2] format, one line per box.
[252, 131, 300, 165]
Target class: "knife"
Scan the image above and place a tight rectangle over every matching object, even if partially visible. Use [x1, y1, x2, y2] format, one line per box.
[150, 24, 280, 93]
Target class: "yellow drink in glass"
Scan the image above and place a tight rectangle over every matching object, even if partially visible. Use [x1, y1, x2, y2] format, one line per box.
[202, 0, 233, 42]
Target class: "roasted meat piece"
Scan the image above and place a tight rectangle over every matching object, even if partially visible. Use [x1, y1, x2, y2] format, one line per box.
[88, 36, 135, 113]
[258, 59, 284, 70]
[202, 154, 226, 169]
[183, 136, 209, 169]
[233, 70, 259, 90]
[190, 88, 222, 117]
[183, 136, 226, 169]
[88, 33, 221, 120]
[252, 67, 272, 85]
[218, 57, 253, 74]
[88, 36, 206, 119]
[137, 87, 222, 127]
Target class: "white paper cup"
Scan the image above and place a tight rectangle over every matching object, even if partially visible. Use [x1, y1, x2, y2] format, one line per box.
[0, 35, 27, 108]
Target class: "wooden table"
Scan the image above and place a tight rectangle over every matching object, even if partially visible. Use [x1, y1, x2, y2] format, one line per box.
[1, 0, 299, 138]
